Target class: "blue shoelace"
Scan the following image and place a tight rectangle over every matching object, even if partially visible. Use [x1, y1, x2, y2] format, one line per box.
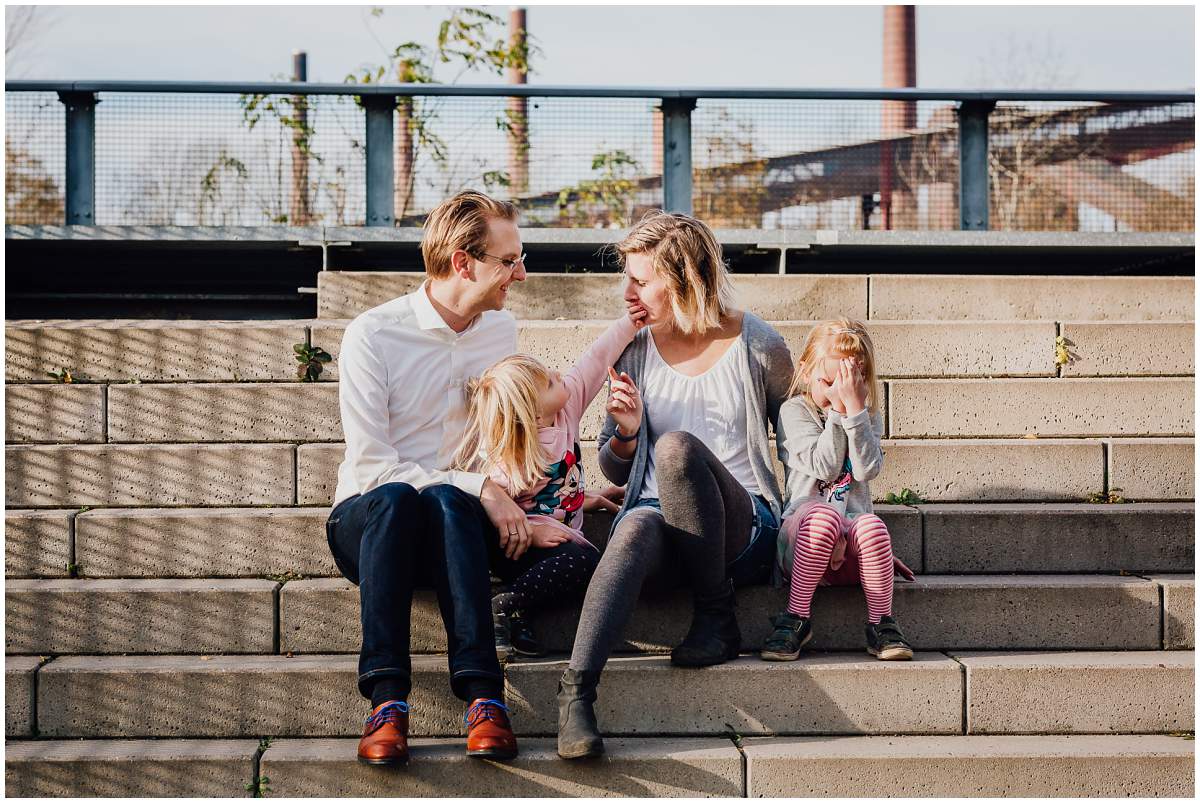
[464, 698, 510, 728]
[364, 700, 409, 732]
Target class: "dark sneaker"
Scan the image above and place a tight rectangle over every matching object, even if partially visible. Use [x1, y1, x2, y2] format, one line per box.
[508, 610, 546, 658]
[760, 612, 812, 661]
[865, 615, 914, 661]
[494, 611, 512, 662]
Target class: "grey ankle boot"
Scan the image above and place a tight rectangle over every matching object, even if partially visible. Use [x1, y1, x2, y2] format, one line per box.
[670, 578, 741, 667]
[556, 668, 604, 759]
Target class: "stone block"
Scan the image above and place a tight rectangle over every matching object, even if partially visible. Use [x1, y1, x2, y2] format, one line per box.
[1109, 438, 1195, 501]
[107, 383, 341, 442]
[5, 443, 295, 506]
[6, 656, 41, 737]
[5, 320, 307, 382]
[5, 579, 278, 654]
[1061, 322, 1195, 377]
[1148, 574, 1195, 650]
[5, 510, 72, 577]
[955, 651, 1194, 734]
[742, 734, 1195, 797]
[889, 378, 1193, 437]
[74, 507, 336, 577]
[4, 384, 105, 443]
[869, 275, 1194, 321]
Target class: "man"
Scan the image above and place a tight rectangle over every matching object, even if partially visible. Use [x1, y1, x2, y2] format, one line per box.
[326, 190, 533, 765]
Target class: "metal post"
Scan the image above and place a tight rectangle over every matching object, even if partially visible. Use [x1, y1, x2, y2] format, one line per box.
[660, 97, 696, 215]
[289, 51, 312, 226]
[59, 91, 97, 225]
[363, 94, 396, 226]
[956, 100, 995, 230]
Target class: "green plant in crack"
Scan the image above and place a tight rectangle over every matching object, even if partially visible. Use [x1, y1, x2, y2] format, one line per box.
[1054, 335, 1077, 367]
[883, 488, 925, 506]
[294, 343, 332, 382]
[1086, 488, 1129, 504]
[46, 367, 75, 383]
[246, 775, 271, 797]
[722, 723, 744, 749]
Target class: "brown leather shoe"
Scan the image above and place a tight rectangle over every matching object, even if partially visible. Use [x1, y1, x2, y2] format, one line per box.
[464, 698, 518, 760]
[358, 700, 410, 766]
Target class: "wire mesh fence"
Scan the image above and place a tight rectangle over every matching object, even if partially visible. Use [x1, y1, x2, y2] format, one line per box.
[4, 87, 1194, 231]
[692, 99, 961, 229]
[6, 91, 65, 225]
[986, 100, 1194, 232]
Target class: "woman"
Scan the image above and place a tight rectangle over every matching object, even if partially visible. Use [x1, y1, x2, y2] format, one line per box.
[557, 212, 793, 759]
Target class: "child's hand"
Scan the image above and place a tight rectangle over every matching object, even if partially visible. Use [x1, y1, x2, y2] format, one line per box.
[809, 373, 831, 409]
[606, 366, 642, 436]
[826, 370, 848, 415]
[583, 484, 625, 514]
[838, 358, 868, 415]
[529, 522, 570, 549]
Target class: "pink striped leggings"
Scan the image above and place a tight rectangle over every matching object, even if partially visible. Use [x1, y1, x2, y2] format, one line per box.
[784, 503, 895, 623]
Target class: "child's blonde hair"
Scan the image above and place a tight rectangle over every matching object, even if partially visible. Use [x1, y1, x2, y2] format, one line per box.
[453, 354, 552, 495]
[789, 318, 882, 416]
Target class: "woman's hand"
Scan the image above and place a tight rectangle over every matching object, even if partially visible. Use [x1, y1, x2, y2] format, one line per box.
[606, 366, 643, 436]
[479, 478, 532, 560]
[529, 522, 570, 549]
[583, 484, 625, 514]
[627, 299, 649, 330]
[838, 358, 868, 415]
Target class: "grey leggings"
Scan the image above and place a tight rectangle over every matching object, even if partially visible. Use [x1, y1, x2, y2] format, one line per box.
[568, 430, 755, 672]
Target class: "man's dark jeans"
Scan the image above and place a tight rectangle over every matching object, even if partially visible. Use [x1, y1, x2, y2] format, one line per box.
[326, 482, 504, 702]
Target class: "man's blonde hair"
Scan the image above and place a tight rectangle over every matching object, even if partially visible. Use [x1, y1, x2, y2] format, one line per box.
[614, 211, 736, 336]
[421, 190, 518, 280]
[789, 318, 882, 417]
[453, 354, 551, 496]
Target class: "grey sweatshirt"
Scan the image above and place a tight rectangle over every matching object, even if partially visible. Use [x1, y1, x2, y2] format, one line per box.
[777, 397, 886, 522]
[596, 312, 794, 525]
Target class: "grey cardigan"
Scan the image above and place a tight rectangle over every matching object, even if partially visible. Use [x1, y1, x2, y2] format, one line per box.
[597, 312, 794, 526]
[776, 398, 886, 522]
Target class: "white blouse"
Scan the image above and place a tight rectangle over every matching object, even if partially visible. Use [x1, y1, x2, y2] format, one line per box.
[639, 331, 760, 499]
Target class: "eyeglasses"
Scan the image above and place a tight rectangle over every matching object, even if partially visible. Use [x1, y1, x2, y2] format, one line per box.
[471, 251, 527, 271]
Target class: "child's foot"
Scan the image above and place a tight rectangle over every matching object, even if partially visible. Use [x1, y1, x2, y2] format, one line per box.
[865, 615, 913, 660]
[760, 612, 812, 661]
[494, 611, 512, 662]
[508, 610, 546, 658]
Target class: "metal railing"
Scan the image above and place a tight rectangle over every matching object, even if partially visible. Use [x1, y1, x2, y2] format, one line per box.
[5, 81, 1194, 231]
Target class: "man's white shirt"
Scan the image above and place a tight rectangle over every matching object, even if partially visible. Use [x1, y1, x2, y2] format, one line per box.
[333, 281, 518, 507]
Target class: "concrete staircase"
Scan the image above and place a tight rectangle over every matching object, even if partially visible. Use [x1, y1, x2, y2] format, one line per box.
[5, 272, 1195, 797]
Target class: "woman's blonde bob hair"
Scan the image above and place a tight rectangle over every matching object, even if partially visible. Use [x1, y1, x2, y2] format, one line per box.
[789, 318, 882, 417]
[613, 211, 736, 336]
[453, 354, 551, 496]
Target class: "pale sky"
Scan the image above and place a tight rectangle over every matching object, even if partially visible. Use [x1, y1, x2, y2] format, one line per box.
[5, 4, 1196, 90]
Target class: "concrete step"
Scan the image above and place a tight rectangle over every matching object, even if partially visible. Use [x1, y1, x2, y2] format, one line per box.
[9, 734, 1190, 796]
[888, 378, 1194, 438]
[7, 735, 1190, 798]
[297, 437, 1195, 504]
[5, 579, 278, 655]
[741, 734, 1194, 797]
[9, 504, 1190, 580]
[33, 652, 960, 738]
[315, 271, 1195, 322]
[8, 317, 1192, 390]
[31, 651, 1192, 740]
[282, 575, 1168, 655]
[4, 739, 260, 797]
[952, 651, 1194, 735]
[10, 375, 1195, 446]
[2, 573, 1182, 656]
